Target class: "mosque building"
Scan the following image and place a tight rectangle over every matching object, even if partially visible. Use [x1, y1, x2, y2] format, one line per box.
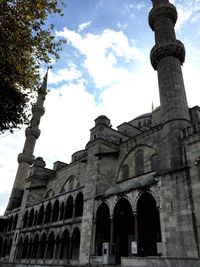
[1, 0, 200, 266]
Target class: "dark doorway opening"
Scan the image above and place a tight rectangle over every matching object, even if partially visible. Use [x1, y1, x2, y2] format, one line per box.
[137, 192, 161, 256]
[113, 198, 134, 263]
[95, 202, 110, 256]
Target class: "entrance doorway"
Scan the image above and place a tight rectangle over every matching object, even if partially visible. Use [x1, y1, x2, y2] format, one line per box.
[95, 203, 110, 256]
[113, 198, 134, 263]
[137, 192, 161, 256]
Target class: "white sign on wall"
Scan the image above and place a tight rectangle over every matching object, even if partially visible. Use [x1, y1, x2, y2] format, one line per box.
[131, 241, 137, 255]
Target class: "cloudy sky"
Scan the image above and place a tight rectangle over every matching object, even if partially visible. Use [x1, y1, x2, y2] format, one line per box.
[0, 0, 200, 214]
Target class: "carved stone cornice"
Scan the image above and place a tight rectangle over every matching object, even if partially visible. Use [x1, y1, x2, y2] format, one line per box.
[150, 40, 185, 70]
[149, 3, 177, 30]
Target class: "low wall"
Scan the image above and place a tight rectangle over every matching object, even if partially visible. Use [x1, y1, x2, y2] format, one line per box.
[121, 256, 200, 267]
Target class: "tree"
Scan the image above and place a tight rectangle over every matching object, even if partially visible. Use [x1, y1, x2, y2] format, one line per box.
[0, 0, 66, 133]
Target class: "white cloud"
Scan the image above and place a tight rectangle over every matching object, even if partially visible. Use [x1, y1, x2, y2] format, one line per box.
[56, 27, 144, 89]
[175, 1, 200, 30]
[49, 64, 82, 84]
[78, 21, 91, 33]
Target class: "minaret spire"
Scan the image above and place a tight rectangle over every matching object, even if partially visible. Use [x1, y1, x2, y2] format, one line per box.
[149, 0, 190, 171]
[6, 72, 48, 211]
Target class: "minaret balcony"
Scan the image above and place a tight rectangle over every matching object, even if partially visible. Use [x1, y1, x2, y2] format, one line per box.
[149, 2, 177, 30]
[150, 39, 185, 70]
[32, 105, 45, 116]
[25, 127, 41, 139]
[18, 153, 35, 164]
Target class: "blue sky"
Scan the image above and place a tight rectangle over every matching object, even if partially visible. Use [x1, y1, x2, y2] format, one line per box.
[0, 0, 200, 214]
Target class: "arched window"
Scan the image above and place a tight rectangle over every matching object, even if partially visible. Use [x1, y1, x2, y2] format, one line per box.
[2, 238, 7, 258]
[27, 238, 32, 259]
[151, 154, 158, 171]
[8, 216, 13, 231]
[70, 228, 80, 260]
[121, 164, 129, 180]
[23, 211, 29, 228]
[39, 233, 47, 259]
[33, 211, 38, 226]
[68, 177, 74, 191]
[6, 238, 13, 257]
[13, 214, 18, 230]
[37, 205, 44, 225]
[22, 236, 29, 259]
[59, 202, 64, 221]
[74, 193, 84, 217]
[54, 235, 60, 260]
[28, 208, 34, 227]
[45, 203, 52, 224]
[52, 200, 59, 222]
[16, 237, 23, 259]
[135, 150, 144, 176]
[45, 189, 54, 199]
[65, 196, 73, 220]
[46, 232, 55, 259]
[61, 176, 79, 193]
[0, 236, 3, 256]
[31, 235, 39, 259]
[60, 229, 70, 259]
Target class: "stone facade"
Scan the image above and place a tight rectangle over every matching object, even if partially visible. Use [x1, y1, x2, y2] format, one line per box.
[1, 1, 200, 267]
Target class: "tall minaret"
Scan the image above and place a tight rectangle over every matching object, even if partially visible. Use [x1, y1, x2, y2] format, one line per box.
[149, 0, 191, 171]
[6, 72, 48, 211]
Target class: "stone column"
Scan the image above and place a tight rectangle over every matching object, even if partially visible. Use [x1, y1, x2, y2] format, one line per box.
[91, 218, 96, 255]
[110, 216, 114, 255]
[133, 212, 138, 256]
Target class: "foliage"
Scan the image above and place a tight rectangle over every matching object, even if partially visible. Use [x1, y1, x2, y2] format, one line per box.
[0, 0, 66, 133]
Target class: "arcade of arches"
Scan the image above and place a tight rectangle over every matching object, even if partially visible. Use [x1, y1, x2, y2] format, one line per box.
[0, 192, 83, 263]
[95, 192, 161, 261]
